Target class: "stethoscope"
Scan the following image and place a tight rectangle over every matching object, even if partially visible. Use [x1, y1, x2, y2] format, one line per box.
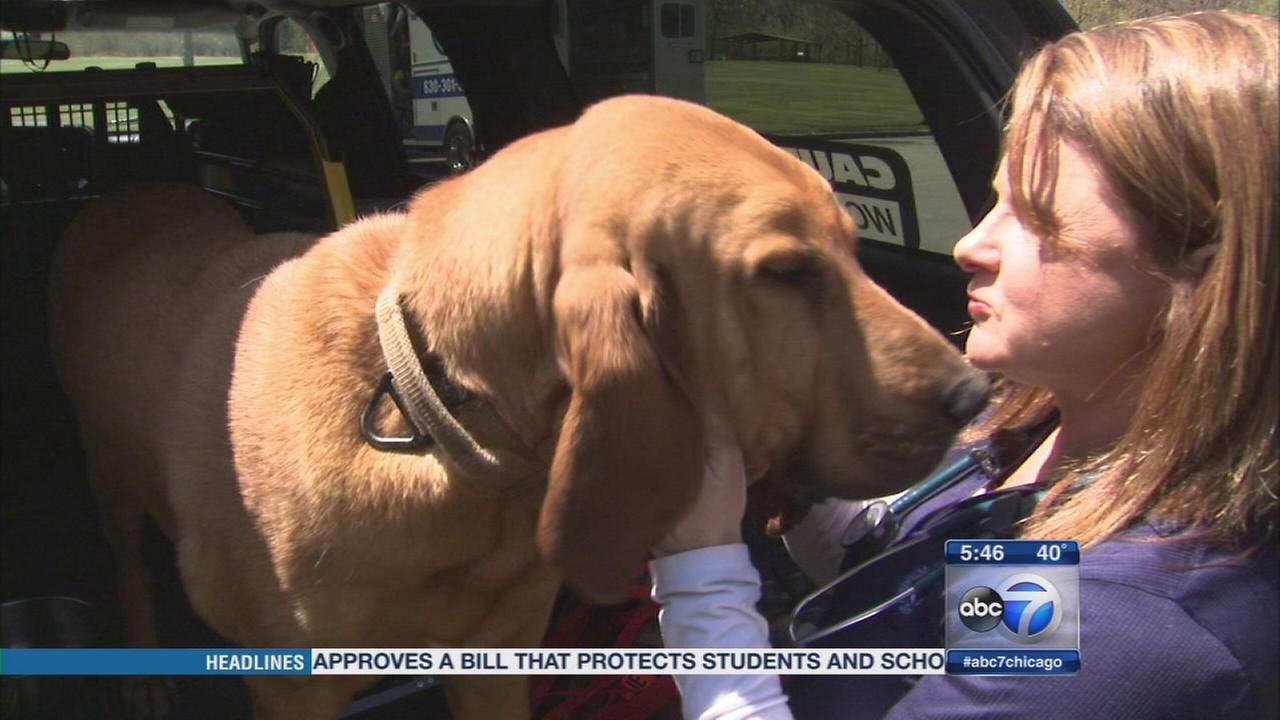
[836, 447, 998, 569]
[788, 420, 1056, 648]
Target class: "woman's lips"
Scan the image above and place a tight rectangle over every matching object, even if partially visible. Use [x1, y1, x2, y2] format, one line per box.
[967, 295, 991, 320]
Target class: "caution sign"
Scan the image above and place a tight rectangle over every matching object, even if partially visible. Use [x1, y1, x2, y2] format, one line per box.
[769, 137, 921, 250]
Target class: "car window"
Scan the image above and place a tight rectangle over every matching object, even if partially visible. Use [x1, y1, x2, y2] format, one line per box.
[551, 0, 971, 258]
[1, 26, 246, 142]
[3, 29, 243, 144]
[710, 6, 969, 255]
[0, 27, 243, 74]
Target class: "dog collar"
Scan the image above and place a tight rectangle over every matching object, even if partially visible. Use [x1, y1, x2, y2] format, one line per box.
[363, 285, 544, 491]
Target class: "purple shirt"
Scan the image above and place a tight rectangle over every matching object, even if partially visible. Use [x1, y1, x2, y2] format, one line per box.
[653, 447, 1278, 719]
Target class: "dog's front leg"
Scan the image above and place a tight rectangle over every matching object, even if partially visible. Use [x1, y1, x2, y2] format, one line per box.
[442, 576, 560, 720]
[86, 445, 175, 719]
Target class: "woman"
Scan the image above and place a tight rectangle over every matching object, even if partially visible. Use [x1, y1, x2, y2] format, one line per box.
[650, 10, 1278, 720]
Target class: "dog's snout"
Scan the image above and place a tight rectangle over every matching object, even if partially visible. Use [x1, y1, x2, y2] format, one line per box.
[942, 372, 991, 425]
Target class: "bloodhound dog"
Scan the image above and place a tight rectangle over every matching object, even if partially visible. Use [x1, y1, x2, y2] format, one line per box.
[48, 95, 988, 719]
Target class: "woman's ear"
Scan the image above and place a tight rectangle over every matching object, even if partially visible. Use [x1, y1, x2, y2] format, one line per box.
[1187, 242, 1219, 276]
[537, 262, 705, 602]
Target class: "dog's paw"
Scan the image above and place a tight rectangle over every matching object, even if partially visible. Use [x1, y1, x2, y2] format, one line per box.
[122, 675, 176, 719]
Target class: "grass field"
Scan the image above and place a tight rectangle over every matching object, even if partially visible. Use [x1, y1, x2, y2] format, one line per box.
[707, 60, 925, 135]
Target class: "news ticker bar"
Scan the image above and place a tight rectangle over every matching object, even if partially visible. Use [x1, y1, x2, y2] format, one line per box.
[2, 648, 955, 676]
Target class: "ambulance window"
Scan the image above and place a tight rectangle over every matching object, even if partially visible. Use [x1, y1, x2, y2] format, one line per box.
[704, 2, 971, 256]
[661, 4, 697, 39]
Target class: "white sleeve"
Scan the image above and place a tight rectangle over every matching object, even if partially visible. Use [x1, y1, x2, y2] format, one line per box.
[649, 545, 794, 720]
[781, 498, 866, 585]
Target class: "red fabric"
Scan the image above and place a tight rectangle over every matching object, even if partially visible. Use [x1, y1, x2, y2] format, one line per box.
[531, 582, 680, 720]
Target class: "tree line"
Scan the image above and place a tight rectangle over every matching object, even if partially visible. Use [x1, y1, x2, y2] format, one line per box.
[1062, 0, 1277, 27]
[707, 1, 893, 66]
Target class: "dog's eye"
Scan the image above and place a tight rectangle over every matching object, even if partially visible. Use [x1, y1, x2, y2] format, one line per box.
[754, 251, 824, 288]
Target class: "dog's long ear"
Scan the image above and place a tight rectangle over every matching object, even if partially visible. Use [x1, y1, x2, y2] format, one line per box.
[538, 261, 704, 603]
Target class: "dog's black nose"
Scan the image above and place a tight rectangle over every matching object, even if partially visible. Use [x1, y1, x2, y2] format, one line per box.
[943, 372, 991, 425]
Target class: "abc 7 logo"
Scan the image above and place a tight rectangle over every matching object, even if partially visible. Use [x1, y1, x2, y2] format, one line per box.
[957, 573, 1063, 644]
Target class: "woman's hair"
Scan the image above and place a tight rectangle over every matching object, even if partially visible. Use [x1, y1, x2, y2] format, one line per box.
[970, 10, 1278, 551]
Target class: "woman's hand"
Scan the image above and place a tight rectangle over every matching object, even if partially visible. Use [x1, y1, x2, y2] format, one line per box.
[652, 419, 748, 557]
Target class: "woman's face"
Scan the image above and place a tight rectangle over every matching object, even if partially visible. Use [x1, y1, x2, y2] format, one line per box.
[953, 142, 1168, 402]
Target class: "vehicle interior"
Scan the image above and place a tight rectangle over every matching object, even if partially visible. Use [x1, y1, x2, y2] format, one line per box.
[0, 0, 1074, 717]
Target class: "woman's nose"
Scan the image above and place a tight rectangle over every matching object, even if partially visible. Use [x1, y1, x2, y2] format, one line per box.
[953, 211, 999, 274]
